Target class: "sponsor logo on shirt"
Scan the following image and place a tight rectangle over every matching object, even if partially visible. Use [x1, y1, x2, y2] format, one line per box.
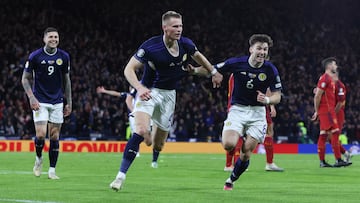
[216, 62, 225, 68]
[248, 73, 256, 78]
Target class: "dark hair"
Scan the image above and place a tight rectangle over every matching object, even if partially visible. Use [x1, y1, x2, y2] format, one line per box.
[249, 34, 273, 47]
[321, 57, 337, 70]
[44, 27, 58, 37]
[162, 11, 182, 25]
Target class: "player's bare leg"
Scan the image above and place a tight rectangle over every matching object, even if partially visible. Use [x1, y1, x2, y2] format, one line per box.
[151, 126, 168, 168]
[33, 121, 47, 177]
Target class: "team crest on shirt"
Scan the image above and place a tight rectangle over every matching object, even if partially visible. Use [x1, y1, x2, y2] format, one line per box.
[56, 59, 63, 65]
[258, 73, 267, 81]
[136, 49, 145, 58]
[225, 121, 232, 126]
[182, 54, 187, 62]
[135, 102, 142, 108]
[321, 82, 326, 88]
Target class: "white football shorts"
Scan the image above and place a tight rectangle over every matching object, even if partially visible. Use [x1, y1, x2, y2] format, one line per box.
[133, 88, 175, 131]
[33, 103, 64, 124]
[222, 104, 267, 143]
[128, 114, 153, 133]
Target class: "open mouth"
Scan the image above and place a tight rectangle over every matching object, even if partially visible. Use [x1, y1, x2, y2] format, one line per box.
[257, 55, 265, 60]
[49, 42, 58, 46]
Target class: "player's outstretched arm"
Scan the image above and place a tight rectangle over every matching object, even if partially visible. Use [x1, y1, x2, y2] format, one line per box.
[187, 64, 210, 76]
[191, 51, 223, 88]
[96, 86, 122, 97]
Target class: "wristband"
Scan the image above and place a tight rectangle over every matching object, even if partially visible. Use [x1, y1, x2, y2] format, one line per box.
[264, 96, 270, 104]
[210, 68, 218, 76]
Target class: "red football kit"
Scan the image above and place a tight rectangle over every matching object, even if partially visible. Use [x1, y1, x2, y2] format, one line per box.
[335, 79, 346, 130]
[316, 73, 339, 131]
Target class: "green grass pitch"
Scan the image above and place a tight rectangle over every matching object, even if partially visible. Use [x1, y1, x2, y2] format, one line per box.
[0, 152, 358, 203]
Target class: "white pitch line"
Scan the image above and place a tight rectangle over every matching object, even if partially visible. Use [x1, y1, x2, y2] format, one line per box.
[0, 170, 48, 175]
[0, 199, 61, 203]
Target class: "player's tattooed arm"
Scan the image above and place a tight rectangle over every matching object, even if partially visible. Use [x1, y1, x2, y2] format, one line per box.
[22, 71, 40, 111]
[63, 73, 72, 116]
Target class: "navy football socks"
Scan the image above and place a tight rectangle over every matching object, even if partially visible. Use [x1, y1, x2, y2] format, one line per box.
[230, 158, 250, 182]
[34, 137, 45, 158]
[152, 149, 160, 162]
[120, 133, 144, 173]
[49, 140, 59, 167]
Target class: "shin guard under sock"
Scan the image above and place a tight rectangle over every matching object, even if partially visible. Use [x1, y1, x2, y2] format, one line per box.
[49, 140, 59, 167]
[35, 137, 45, 158]
[120, 133, 144, 173]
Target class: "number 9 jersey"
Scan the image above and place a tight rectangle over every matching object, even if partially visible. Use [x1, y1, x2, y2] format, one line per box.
[24, 47, 70, 104]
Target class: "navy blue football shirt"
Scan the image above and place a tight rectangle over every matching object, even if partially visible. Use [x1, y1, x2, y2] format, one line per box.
[215, 56, 282, 106]
[24, 48, 70, 104]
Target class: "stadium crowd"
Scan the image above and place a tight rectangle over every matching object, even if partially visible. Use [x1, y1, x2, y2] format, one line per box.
[1, 0, 360, 143]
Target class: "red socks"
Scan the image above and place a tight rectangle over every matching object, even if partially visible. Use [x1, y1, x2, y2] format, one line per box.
[317, 134, 327, 161]
[330, 131, 341, 159]
[225, 138, 243, 167]
[226, 150, 234, 167]
[264, 136, 274, 164]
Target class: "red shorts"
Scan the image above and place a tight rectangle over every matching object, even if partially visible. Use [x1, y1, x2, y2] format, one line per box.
[337, 110, 345, 131]
[318, 111, 339, 131]
[266, 106, 272, 125]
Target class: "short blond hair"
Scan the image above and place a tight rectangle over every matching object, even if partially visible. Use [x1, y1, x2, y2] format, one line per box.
[162, 11, 182, 26]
